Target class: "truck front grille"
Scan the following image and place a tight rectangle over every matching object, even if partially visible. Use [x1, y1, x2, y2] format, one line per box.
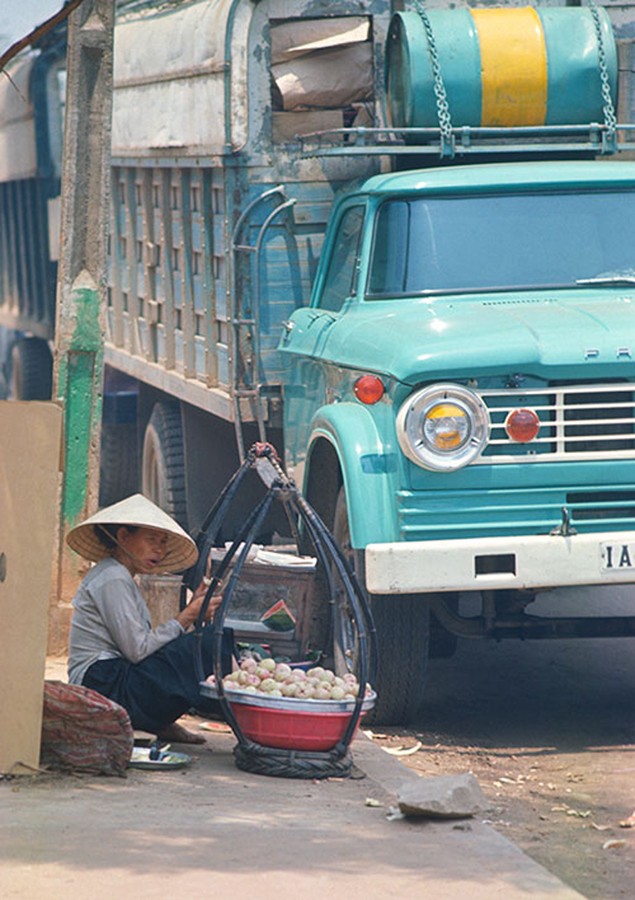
[477, 383, 635, 464]
[397, 484, 635, 541]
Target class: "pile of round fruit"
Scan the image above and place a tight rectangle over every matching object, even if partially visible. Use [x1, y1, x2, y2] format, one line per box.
[215, 657, 368, 701]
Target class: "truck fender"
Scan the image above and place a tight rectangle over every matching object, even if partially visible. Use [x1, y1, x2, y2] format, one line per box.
[305, 402, 399, 548]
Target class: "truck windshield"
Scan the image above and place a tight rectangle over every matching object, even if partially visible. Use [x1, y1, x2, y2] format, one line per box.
[367, 190, 635, 297]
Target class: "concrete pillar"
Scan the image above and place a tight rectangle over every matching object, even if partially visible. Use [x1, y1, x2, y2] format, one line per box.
[50, 1, 114, 652]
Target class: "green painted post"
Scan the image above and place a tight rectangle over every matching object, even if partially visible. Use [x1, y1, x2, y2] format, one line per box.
[51, 1, 114, 649]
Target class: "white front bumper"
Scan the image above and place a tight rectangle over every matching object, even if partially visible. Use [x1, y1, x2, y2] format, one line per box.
[365, 531, 635, 594]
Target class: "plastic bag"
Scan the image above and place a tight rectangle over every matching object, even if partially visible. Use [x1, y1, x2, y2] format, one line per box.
[41, 681, 134, 776]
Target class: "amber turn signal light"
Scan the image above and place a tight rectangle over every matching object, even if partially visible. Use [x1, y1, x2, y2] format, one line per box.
[354, 374, 385, 404]
[505, 407, 541, 443]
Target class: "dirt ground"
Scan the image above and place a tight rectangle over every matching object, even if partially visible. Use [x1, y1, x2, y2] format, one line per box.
[371, 589, 635, 900]
[365, 726, 634, 899]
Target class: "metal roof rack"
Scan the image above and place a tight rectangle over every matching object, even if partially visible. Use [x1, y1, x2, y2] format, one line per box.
[296, 123, 635, 160]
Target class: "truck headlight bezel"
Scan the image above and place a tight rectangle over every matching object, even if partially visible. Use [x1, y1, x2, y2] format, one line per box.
[396, 383, 490, 471]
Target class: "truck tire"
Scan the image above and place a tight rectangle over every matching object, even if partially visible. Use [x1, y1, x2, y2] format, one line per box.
[430, 595, 459, 659]
[142, 402, 188, 530]
[331, 486, 429, 725]
[10, 337, 53, 400]
[99, 423, 139, 506]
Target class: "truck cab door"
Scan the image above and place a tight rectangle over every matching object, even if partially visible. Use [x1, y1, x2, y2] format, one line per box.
[280, 202, 367, 471]
[317, 204, 366, 314]
[282, 202, 366, 356]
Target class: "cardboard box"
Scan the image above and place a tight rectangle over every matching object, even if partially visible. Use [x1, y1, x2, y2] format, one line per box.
[0, 402, 63, 775]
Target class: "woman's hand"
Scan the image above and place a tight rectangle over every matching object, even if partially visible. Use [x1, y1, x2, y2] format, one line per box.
[176, 562, 223, 630]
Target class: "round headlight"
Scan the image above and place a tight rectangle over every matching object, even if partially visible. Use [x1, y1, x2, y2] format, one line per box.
[396, 384, 490, 471]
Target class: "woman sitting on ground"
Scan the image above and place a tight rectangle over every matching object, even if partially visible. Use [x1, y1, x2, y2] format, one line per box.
[66, 494, 232, 744]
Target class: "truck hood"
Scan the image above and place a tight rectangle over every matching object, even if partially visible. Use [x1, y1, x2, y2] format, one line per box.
[284, 291, 635, 383]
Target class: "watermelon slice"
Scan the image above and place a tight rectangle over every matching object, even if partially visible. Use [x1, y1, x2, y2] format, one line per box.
[260, 599, 296, 631]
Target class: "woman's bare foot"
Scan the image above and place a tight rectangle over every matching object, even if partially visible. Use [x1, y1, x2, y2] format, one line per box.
[157, 722, 206, 745]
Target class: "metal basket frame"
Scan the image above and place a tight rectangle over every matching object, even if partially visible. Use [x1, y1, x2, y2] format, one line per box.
[185, 442, 377, 777]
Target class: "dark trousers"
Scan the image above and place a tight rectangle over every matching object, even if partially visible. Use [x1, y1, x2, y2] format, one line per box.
[83, 626, 233, 734]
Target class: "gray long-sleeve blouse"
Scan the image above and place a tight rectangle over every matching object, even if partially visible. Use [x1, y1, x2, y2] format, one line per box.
[68, 557, 183, 685]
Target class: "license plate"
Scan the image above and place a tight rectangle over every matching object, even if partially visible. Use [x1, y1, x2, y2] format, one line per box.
[600, 542, 635, 572]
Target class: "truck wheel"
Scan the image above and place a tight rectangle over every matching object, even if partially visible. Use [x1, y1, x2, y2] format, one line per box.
[142, 402, 188, 529]
[99, 423, 139, 506]
[10, 337, 53, 400]
[430, 594, 459, 659]
[331, 486, 429, 725]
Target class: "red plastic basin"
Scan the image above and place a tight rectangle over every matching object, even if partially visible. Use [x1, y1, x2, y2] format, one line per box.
[233, 703, 358, 751]
[198, 681, 377, 752]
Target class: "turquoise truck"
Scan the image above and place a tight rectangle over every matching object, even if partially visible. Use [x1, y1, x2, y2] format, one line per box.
[3, 0, 635, 722]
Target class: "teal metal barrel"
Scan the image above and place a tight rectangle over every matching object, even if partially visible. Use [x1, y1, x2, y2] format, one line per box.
[386, 6, 617, 129]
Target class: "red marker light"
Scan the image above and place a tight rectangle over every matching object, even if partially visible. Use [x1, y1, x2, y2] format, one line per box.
[354, 374, 385, 405]
[505, 408, 541, 443]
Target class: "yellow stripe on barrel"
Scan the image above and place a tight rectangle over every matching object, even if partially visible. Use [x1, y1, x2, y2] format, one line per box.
[471, 7, 547, 127]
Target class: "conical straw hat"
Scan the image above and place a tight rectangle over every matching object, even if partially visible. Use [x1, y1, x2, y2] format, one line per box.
[66, 493, 198, 574]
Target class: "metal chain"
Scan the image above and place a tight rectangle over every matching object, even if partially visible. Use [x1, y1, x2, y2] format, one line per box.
[412, 0, 454, 148]
[409, 0, 616, 153]
[588, 0, 617, 137]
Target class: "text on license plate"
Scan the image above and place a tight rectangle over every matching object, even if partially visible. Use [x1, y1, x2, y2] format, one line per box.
[600, 542, 635, 571]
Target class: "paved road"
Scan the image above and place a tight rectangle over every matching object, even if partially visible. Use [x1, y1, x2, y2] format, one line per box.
[2, 701, 583, 900]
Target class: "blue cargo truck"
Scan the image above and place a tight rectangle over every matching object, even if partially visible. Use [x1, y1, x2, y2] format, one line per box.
[0, 24, 64, 399]
[4, 1, 635, 723]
